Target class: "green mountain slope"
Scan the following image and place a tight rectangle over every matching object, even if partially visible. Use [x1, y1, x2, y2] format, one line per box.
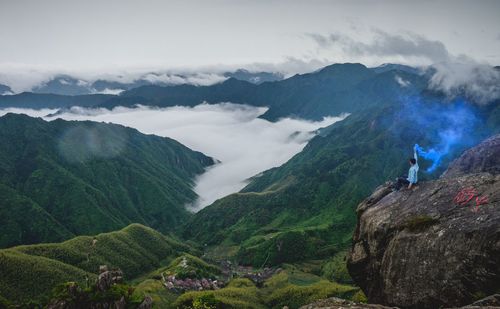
[183, 97, 499, 266]
[0, 224, 193, 304]
[0, 113, 214, 248]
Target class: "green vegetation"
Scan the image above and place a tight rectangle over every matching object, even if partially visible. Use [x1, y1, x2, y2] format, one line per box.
[134, 279, 178, 308]
[0, 224, 193, 304]
[236, 228, 346, 267]
[262, 266, 358, 309]
[321, 251, 352, 284]
[174, 280, 264, 309]
[351, 290, 368, 303]
[265, 280, 356, 309]
[46, 281, 145, 308]
[0, 113, 213, 247]
[163, 254, 221, 279]
[141, 265, 360, 309]
[184, 96, 498, 266]
[179, 268, 357, 309]
[0, 249, 91, 305]
[141, 253, 221, 281]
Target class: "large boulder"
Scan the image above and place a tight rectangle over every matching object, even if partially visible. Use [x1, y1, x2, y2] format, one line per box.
[347, 135, 500, 309]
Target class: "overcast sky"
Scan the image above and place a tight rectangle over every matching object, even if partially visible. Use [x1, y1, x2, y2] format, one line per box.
[0, 0, 499, 74]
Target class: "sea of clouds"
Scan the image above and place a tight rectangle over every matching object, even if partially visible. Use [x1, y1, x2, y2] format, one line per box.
[0, 104, 345, 210]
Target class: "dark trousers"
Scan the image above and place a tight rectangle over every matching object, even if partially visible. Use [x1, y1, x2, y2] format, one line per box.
[393, 177, 410, 191]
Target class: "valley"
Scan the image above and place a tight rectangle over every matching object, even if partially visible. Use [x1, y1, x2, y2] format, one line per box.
[0, 62, 499, 308]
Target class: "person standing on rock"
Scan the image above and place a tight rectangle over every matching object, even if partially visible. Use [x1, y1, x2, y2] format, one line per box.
[393, 145, 419, 191]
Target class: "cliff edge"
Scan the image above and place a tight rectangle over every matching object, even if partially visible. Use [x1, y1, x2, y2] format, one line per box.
[347, 134, 500, 309]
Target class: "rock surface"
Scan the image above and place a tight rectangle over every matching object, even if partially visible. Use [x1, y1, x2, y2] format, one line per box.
[299, 297, 399, 309]
[442, 135, 500, 178]
[96, 265, 124, 292]
[347, 135, 500, 309]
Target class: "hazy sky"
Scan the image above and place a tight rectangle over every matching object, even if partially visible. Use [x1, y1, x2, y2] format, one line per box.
[1, 0, 499, 73]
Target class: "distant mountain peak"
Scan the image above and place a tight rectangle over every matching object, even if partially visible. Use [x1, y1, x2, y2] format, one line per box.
[224, 69, 284, 84]
[319, 62, 368, 73]
[372, 63, 421, 75]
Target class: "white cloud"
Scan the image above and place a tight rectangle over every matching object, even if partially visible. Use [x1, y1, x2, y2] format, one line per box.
[0, 64, 61, 93]
[92, 88, 125, 95]
[429, 58, 500, 104]
[395, 75, 410, 87]
[183, 73, 228, 86]
[142, 72, 228, 86]
[0, 108, 56, 118]
[77, 79, 89, 87]
[0, 64, 230, 93]
[0, 104, 345, 211]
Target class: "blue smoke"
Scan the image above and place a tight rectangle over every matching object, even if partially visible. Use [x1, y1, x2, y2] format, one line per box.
[399, 97, 481, 173]
[414, 142, 448, 173]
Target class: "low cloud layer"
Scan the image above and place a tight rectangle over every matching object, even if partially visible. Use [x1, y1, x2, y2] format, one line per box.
[0, 104, 345, 210]
[0, 65, 230, 93]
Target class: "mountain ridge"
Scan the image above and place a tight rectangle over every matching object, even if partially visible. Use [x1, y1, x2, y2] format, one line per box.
[0, 63, 432, 121]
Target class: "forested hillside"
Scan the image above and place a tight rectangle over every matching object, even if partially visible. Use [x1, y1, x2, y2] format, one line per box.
[0, 113, 214, 247]
[0, 224, 194, 304]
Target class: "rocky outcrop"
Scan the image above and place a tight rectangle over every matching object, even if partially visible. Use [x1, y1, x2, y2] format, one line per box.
[442, 135, 500, 178]
[299, 297, 399, 309]
[347, 135, 500, 309]
[47, 265, 153, 309]
[458, 294, 500, 308]
[96, 265, 124, 292]
[299, 294, 500, 309]
[162, 274, 224, 292]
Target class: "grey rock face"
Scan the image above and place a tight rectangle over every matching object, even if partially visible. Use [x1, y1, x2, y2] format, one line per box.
[442, 134, 500, 178]
[448, 294, 500, 308]
[347, 135, 500, 309]
[299, 297, 399, 309]
[96, 266, 123, 292]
